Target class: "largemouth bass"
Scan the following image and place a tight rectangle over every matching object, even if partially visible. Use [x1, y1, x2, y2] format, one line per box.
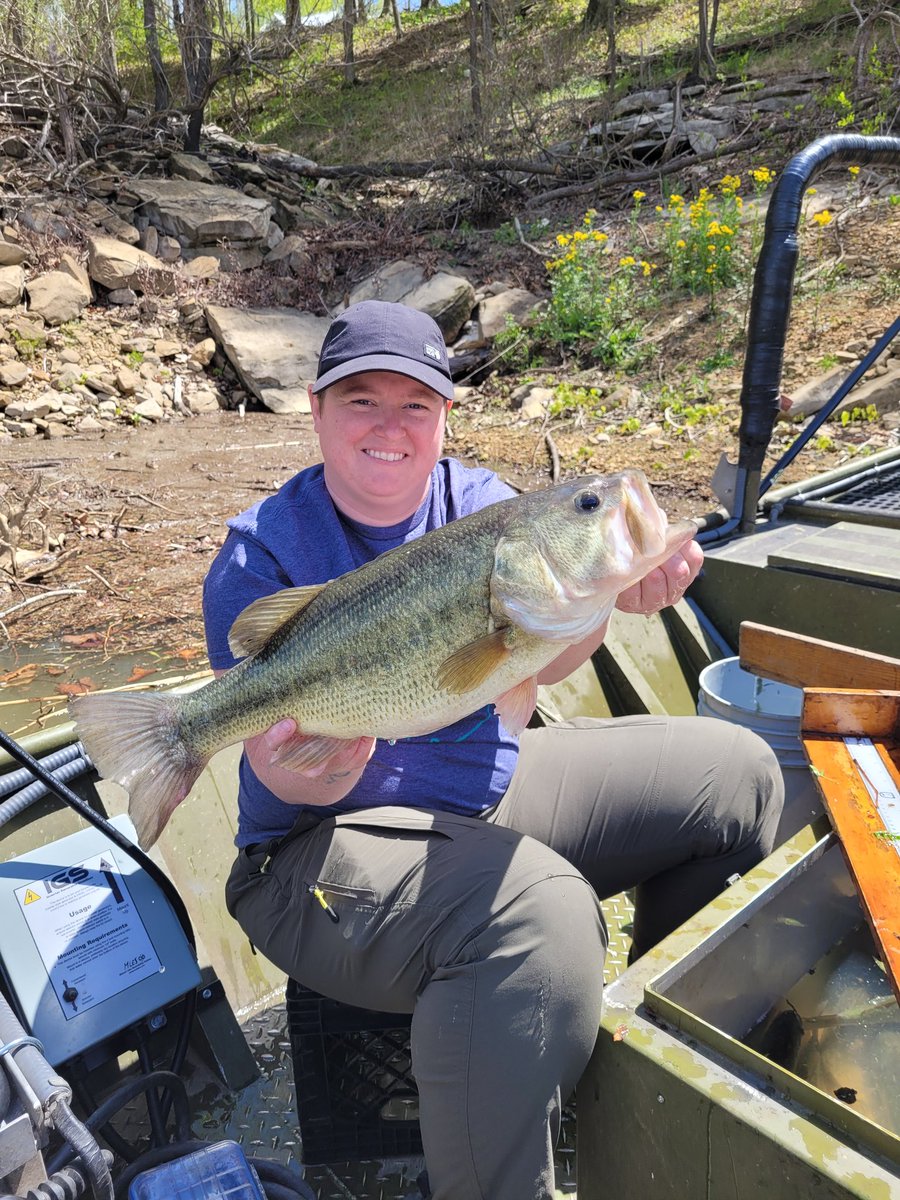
[71, 470, 696, 847]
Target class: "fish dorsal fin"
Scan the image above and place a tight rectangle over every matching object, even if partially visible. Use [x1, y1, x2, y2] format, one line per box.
[436, 628, 512, 695]
[228, 584, 328, 659]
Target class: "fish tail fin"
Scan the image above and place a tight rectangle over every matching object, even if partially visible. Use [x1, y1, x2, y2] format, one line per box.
[70, 691, 206, 849]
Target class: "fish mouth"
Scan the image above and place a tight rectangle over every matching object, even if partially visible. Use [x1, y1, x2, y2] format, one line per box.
[363, 449, 407, 462]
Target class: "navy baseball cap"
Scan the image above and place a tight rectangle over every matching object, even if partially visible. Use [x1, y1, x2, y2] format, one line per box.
[312, 300, 454, 400]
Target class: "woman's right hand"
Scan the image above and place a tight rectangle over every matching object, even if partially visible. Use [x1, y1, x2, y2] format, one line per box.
[246, 719, 377, 807]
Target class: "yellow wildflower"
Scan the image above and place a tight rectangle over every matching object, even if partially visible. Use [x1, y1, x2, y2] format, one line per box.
[669, 194, 684, 206]
[676, 239, 686, 249]
[806, 187, 817, 196]
[655, 205, 663, 213]
[812, 210, 833, 227]
[707, 244, 716, 253]
[593, 231, 609, 243]
[619, 255, 636, 267]
[573, 230, 588, 241]
[633, 190, 646, 201]
[556, 233, 569, 247]
[848, 165, 860, 176]
[641, 261, 652, 277]
[707, 221, 721, 237]
[750, 166, 774, 185]
[720, 174, 741, 192]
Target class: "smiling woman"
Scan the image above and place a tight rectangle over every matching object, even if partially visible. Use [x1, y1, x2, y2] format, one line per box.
[310, 373, 451, 525]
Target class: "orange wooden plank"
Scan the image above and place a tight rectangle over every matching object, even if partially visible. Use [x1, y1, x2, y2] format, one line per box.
[804, 734, 900, 1005]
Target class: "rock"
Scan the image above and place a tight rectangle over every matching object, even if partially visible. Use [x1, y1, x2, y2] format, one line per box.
[205, 305, 331, 413]
[101, 211, 141, 245]
[0, 265, 25, 307]
[183, 255, 220, 279]
[154, 339, 181, 358]
[156, 236, 182, 263]
[190, 337, 216, 366]
[0, 361, 28, 387]
[59, 348, 81, 365]
[0, 240, 27, 267]
[347, 261, 476, 342]
[128, 179, 273, 246]
[133, 397, 165, 421]
[87, 236, 174, 295]
[265, 221, 285, 251]
[54, 365, 84, 390]
[115, 366, 139, 395]
[108, 288, 139, 306]
[264, 234, 311, 274]
[612, 88, 671, 116]
[76, 414, 105, 432]
[26, 270, 92, 325]
[188, 388, 221, 413]
[169, 151, 219, 184]
[478, 288, 541, 340]
[140, 225, 159, 256]
[7, 316, 46, 345]
[182, 244, 263, 272]
[520, 394, 547, 421]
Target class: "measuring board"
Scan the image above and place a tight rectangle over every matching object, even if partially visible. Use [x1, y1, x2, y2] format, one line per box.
[801, 689, 900, 1004]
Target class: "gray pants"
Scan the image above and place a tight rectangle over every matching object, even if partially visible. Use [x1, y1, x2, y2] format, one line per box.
[225, 716, 783, 1200]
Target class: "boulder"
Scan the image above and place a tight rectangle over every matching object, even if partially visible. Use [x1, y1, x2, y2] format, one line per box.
[264, 234, 311, 274]
[0, 361, 29, 387]
[205, 305, 331, 413]
[87, 236, 174, 294]
[128, 179, 273, 246]
[182, 255, 220, 279]
[0, 240, 27, 267]
[26, 269, 92, 325]
[182, 244, 263, 272]
[0, 265, 25, 307]
[169, 152, 219, 184]
[479, 287, 541, 340]
[347, 261, 476, 342]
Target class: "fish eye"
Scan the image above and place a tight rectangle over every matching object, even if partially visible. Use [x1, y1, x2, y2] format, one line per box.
[575, 491, 601, 511]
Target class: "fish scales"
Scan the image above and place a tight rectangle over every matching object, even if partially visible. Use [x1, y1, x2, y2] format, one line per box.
[177, 501, 538, 752]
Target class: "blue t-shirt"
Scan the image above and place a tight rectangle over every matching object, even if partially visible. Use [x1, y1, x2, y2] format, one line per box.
[202, 458, 519, 846]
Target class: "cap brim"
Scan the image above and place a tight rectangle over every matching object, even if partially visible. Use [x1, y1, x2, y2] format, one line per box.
[312, 353, 455, 401]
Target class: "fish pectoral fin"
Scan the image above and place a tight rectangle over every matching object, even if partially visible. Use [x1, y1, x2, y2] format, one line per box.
[436, 629, 512, 694]
[493, 677, 537, 737]
[228, 583, 329, 659]
[272, 731, 355, 774]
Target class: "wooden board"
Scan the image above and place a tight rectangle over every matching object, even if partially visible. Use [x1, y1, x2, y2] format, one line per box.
[767, 521, 900, 588]
[740, 622, 900, 692]
[802, 690, 900, 1004]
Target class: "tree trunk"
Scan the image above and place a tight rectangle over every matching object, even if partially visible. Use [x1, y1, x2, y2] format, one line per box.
[285, 0, 300, 34]
[694, 0, 716, 79]
[481, 0, 494, 64]
[356, 0, 368, 22]
[144, 0, 172, 114]
[175, 0, 214, 151]
[468, 0, 482, 120]
[342, 0, 356, 84]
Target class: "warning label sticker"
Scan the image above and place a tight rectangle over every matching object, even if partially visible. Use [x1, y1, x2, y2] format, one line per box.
[15, 851, 162, 1021]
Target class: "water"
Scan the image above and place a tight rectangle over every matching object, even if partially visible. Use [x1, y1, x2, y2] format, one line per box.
[301, 0, 458, 25]
[0, 641, 211, 746]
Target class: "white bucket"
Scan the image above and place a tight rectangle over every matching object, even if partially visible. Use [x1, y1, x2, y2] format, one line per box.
[697, 656, 823, 845]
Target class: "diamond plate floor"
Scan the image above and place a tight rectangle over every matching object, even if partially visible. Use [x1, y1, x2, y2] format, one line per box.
[186, 892, 634, 1200]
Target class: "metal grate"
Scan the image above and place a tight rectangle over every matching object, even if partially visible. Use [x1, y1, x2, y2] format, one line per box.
[826, 459, 900, 513]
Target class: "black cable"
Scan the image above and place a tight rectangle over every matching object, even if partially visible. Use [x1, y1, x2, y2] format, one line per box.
[23, 1151, 115, 1200]
[251, 1160, 316, 1200]
[69, 1074, 138, 1167]
[135, 1034, 168, 1149]
[48, 1072, 191, 1175]
[51, 1099, 114, 1200]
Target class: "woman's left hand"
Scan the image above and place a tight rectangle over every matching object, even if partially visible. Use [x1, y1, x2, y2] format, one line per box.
[615, 539, 704, 616]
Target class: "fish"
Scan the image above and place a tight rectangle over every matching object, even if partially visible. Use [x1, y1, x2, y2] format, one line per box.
[70, 470, 696, 848]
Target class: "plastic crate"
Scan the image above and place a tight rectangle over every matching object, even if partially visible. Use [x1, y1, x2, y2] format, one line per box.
[128, 1140, 265, 1199]
[286, 978, 423, 1164]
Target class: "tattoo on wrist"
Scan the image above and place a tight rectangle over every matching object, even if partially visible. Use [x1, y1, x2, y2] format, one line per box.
[324, 769, 351, 785]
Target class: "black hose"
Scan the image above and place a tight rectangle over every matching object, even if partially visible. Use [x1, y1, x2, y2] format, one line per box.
[47, 1071, 192, 1175]
[135, 1035, 167, 1149]
[68, 1075, 138, 1167]
[738, 132, 900, 526]
[23, 1151, 115, 1200]
[252, 1160, 317, 1199]
[51, 1100, 114, 1200]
